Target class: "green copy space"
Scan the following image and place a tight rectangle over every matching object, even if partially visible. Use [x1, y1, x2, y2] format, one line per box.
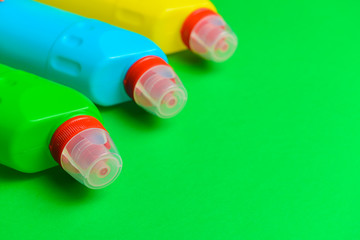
[0, 0, 359, 239]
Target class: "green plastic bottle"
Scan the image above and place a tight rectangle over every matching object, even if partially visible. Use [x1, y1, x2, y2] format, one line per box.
[0, 64, 122, 189]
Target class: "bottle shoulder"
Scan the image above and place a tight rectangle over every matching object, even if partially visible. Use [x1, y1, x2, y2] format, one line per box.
[0, 70, 98, 124]
[0, 70, 101, 173]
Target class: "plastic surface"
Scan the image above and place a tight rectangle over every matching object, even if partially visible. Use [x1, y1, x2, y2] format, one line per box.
[60, 128, 122, 189]
[0, 0, 170, 109]
[182, 9, 238, 62]
[36, 0, 218, 54]
[0, 64, 102, 173]
[124, 56, 187, 118]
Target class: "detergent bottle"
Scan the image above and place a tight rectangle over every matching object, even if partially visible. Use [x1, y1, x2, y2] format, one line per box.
[37, 0, 238, 62]
[0, 64, 122, 189]
[0, 0, 187, 119]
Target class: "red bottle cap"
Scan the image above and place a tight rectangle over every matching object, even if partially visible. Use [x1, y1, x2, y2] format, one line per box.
[49, 115, 106, 164]
[124, 56, 168, 99]
[124, 56, 188, 118]
[181, 8, 238, 62]
[181, 8, 218, 49]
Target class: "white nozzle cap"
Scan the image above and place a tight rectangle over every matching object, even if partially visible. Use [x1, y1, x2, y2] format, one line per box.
[133, 65, 187, 118]
[60, 128, 122, 189]
[189, 14, 238, 62]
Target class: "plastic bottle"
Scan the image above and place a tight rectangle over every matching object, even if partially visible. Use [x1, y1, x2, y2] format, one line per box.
[0, 0, 187, 119]
[0, 64, 122, 189]
[36, 0, 238, 62]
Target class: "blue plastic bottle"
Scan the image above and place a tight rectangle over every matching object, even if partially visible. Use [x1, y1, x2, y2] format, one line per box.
[0, 0, 188, 118]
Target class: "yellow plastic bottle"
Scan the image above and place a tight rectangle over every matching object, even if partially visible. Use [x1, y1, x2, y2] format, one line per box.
[37, 0, 238, 62]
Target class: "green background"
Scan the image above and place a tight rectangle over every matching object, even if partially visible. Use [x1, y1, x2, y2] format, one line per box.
[1, 0, 360, 239]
